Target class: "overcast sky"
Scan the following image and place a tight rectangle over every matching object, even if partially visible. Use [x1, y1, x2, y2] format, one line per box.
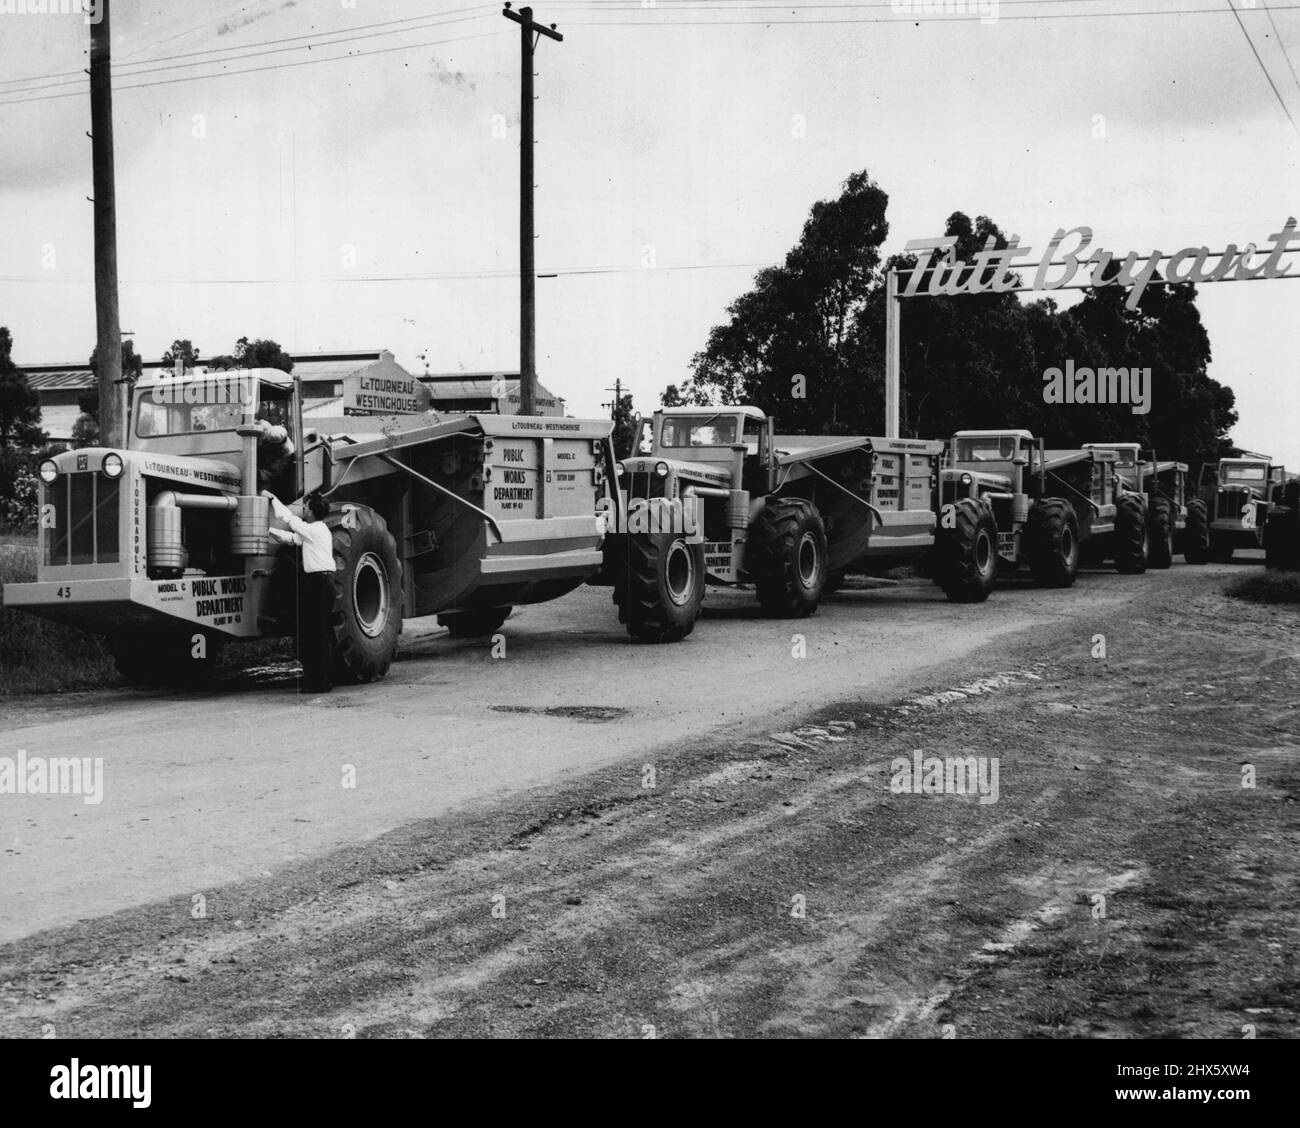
[0, 0, 1297, 464]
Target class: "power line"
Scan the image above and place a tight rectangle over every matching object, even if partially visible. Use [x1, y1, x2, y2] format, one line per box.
[1264, 0, 1300, 95]
[557, 2, 1300, 23]
[0, 261, 778, 285]
[7, 1, 1300, 103]
[0, 3, 493, 90]
[1227, 0, 1300, 138]
[0, 8, 492, 98]
[0, 28, 498, 107]
[543, 0, 1145, 7]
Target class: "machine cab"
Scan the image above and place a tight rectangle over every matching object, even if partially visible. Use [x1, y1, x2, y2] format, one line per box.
[1204, 458, 1273, 499]
[1083, 442, 1141, 471]
[653, 408, 770, 467]
[132, 368, 304, 500]
[950, 429, 1036, 472]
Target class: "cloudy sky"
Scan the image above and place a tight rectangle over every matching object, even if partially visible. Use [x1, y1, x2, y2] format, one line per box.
[0, 0, 1297, 463]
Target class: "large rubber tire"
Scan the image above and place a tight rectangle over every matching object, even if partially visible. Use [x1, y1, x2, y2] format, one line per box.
[109, 627, 222, 687]
[934, 499, 997, 603]
[747, 498, 827, 618]
[438, 607, 511, 638]
[1027, 498, 1080, 588]
[1209, 533, 1235, 564]
[612, 531, 705, 643]
[1268, 481, 1300, 570]
[1147, 498, 1174, 569]
[1115, 494, 1149, 574]
[1184, 498, 1210, 564]
[324, 506, 403, 684]
[1264, 508, 1300, 571]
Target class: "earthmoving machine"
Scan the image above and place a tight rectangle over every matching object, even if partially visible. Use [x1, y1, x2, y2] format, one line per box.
[4, 367, 628, 685]
[1083, 442, 1201, 567]
[934, 430, 1147, 595]
[593, 407, 968, 641]
[1194, 453, 1289, 563]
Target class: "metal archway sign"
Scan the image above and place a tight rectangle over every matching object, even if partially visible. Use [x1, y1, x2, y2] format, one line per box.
[884, 217, 1300, 437]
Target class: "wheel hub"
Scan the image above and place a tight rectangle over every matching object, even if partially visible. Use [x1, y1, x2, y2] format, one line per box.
[664, 540, 695, 607]
[353, 552, 390, 637]
[797, 531, 820, 587]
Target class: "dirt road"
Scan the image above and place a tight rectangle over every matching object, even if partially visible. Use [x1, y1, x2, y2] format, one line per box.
[1, 564, 1296, 1039]
[0, 569, 1153, 945]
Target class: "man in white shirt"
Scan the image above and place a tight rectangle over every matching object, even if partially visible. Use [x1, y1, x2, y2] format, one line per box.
[266, 491, 337, 693]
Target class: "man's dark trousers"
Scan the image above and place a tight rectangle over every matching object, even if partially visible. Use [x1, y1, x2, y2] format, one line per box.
[296, 570, 335, 691]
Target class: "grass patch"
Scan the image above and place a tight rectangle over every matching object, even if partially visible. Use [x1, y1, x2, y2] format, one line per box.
[0, 538, 118, 695]
[1224, 570, 1300, 605]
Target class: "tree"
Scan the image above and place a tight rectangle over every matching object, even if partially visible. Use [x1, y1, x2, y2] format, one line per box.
[0, 327, 46, 530]
[232, 336, 293, 373]
[688, 170, 890, 431]
[686, 172, 1234, 464]
[0, 328, 45, 447]
[885, 210, 1229, 467]
[70, 414, 100, 449]
[660, 382, 711, 408]
[78, 339, 143, 444]
[161, 339, 201, 371]
[610, 392, 639, 461]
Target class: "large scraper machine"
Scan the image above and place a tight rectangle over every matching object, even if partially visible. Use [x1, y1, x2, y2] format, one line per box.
[4, 367, 630, 685]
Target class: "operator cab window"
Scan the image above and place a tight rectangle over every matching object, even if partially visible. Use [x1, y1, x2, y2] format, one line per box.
[661, 415, 739, 448]
[956, 436, 1018, 462]
[1223, 464, 1266, 483]
[135, 376, 253, 437]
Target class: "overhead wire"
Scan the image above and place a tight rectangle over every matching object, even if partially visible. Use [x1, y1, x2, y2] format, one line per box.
[1226, 0, 1300, 138]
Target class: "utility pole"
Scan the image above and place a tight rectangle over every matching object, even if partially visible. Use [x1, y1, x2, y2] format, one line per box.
[601, 377, 623, 417]
[502, 4, 562, 417]
[90, 0, 123, 447]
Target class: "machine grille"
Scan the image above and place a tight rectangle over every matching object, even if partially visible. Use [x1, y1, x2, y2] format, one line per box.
[44, 472, 120, 567]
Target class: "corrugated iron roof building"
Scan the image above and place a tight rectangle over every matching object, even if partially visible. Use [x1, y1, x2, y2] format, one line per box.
[419, 373, 566, 417]
[21, 352, 569, 441]
[22, 350, 396, 441]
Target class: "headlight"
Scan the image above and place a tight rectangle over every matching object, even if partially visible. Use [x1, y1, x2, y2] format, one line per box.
[39, 460, 58, 484]
[654, 461, 670, 478]
[960, 472, 973, 486]
[102, 453, 124, 479]
[614, 461, 626, 477]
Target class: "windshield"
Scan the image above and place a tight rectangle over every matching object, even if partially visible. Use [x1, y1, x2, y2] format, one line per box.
[1222, 464, 1266, 483]
[135, 375, 265, 437]
[1112, 449, 1138, 468]
[955, 436, 1020, 462]
[660, 415, 740, 448]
